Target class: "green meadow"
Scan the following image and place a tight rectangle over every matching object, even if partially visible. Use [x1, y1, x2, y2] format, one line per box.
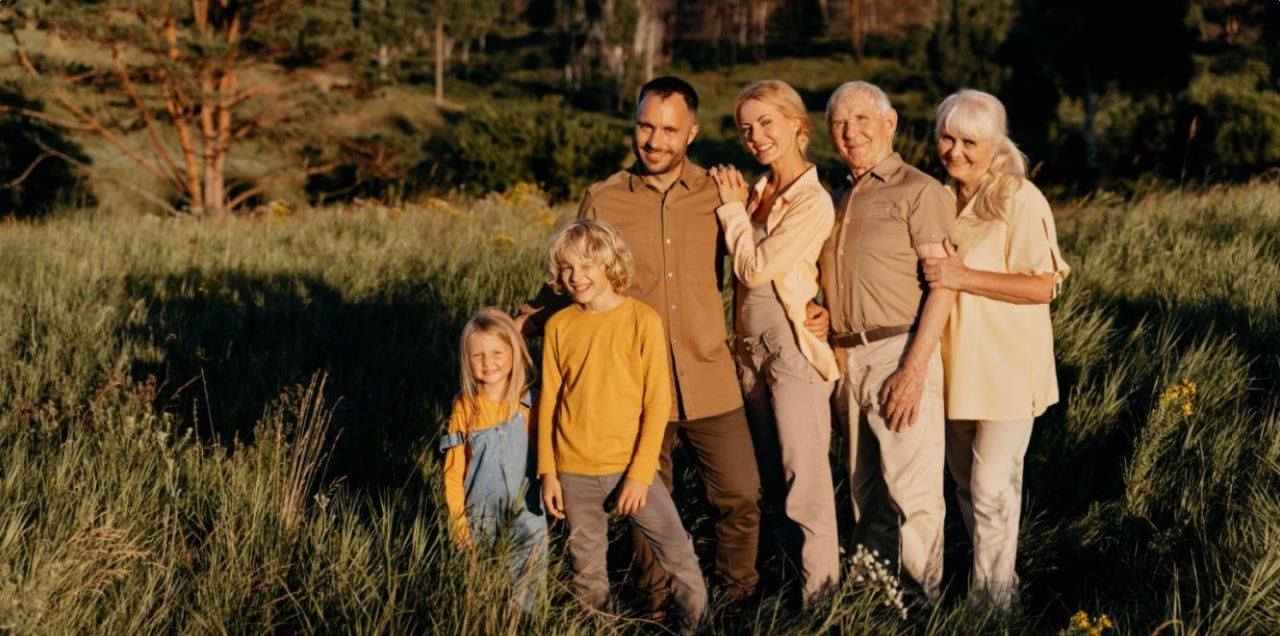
[0, 180, 1278, 634]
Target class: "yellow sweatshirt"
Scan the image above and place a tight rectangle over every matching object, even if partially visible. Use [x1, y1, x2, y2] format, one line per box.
[537, 297, 672, 485]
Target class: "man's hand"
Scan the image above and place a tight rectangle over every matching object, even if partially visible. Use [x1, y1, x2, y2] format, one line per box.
[514, 311, 536, 337]
[615, 476, 649, 516]
[541, 474, 566, 520]
[878, 361, 925, 432]
[804, 300, 830, 339]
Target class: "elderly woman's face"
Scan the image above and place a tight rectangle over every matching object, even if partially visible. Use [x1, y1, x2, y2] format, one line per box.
[937, 129, 995, 187]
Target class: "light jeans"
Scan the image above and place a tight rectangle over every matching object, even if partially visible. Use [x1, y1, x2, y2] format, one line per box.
[945, 418, 1034, 609]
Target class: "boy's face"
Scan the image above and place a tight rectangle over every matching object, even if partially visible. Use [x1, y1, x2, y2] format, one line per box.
[559, 252, 622, 313]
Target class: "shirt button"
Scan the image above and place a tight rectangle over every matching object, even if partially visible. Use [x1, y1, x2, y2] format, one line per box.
[665, 238, 672, 244]
[670, 304, 676, 310]
[671, 338, 678, 344]
[839, 249, 845, 256]
[667, 272, 674, 278]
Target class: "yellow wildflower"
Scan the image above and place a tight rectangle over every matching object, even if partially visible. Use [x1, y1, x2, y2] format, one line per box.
[1071, 611, 1090, 630]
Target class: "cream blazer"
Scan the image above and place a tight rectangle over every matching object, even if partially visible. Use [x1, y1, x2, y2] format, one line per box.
[715, 166, 840, 381]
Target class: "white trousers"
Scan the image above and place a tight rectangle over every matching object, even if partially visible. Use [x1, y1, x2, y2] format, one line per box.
[945, 418, 1034, 609]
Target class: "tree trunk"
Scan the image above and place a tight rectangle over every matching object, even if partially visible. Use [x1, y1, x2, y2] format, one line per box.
[1082, 67, 1098, 186]
[435, 17, 445, 104]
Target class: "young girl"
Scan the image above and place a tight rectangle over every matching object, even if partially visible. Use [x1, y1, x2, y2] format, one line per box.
[440, 307, 547, 611]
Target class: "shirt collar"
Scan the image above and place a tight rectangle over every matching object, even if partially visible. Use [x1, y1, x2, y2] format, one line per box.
[845, 152, 904, 186]
[627, 159, 701, 193]
[773, 164, 819, 206]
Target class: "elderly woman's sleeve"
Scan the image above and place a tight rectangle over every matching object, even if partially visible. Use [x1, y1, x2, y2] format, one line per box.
[1007, 180, 1070, 299]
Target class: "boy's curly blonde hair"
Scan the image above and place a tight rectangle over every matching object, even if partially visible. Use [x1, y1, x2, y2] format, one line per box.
[546, 218, 634, 295]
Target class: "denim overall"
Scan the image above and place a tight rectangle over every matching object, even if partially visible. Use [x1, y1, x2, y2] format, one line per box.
[439, 392, 547, 611]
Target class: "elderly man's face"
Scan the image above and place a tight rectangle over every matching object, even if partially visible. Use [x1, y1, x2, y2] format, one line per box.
[828, 90, 897, 177]
[633, 94, 699, 177]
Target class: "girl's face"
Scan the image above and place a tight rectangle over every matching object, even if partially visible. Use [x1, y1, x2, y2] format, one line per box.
[936, 127, 995, 187]
[737, 98, 801, 166]
[467, 330, 514, 392]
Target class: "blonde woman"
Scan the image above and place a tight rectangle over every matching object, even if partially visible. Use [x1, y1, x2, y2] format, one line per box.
[923, 89, 1070, 609]
[709, 80, 840, 609]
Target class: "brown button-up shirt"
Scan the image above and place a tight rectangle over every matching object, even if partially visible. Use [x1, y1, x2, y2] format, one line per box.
[819, 153, 953, 334]
[524, 160, 742, 421]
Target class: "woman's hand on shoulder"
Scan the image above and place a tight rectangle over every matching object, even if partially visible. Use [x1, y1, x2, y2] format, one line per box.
[710, 164, 750, 206]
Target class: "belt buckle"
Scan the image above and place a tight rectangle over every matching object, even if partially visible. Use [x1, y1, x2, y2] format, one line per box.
[858, 331, 869, 346]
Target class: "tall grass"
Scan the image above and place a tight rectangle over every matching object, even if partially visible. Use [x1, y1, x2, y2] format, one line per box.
[0, 181, 1277, 633]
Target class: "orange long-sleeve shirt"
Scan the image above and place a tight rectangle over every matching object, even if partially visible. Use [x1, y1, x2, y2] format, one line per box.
[537, 297, 672, 485]
[442, 393, 535, 539]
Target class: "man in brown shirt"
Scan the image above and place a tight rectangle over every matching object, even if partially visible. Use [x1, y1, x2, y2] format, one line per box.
[518, 77, 761, 612]
[819, 81, 956, 605]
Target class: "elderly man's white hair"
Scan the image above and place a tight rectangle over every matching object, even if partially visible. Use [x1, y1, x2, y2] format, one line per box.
[825, 81, 893, 127]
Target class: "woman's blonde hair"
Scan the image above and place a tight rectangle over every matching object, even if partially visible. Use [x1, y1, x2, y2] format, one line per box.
[934, 89, 1029, 221]
[734, 80, 812, 158]
[546, 218, 634, 295]
[457, 307, 534, 429]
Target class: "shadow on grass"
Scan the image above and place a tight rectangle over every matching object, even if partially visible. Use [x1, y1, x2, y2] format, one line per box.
[122, 269, 469, 488]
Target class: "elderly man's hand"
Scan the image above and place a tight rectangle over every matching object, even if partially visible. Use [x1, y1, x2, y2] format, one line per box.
[804, 300, 830, 339]
[879, 361, 925, 432]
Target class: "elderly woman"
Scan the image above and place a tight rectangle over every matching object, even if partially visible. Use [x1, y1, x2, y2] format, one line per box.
[922, 88, 1070, 609]
[708, 80, 840, 609]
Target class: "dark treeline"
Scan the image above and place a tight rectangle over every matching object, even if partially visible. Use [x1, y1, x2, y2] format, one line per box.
[0, 0, 1277, 216]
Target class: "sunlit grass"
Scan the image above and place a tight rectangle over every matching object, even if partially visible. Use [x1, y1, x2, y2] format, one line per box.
[0, 180, 1277, 632]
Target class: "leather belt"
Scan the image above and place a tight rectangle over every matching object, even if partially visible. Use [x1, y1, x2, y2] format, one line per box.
[828, 325, 914, 348]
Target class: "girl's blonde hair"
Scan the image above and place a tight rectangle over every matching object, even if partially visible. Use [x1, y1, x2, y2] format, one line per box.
[735, 79, 812, 158]
[547, 218, 634, 295]
[457, 307, 534, 429]
[934, 88, 1029, 221]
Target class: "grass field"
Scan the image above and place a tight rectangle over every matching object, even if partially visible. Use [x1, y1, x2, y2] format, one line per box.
[0, 180, 1277, 633]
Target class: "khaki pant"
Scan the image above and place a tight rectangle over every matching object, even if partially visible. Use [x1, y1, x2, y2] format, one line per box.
[560, 471, 708, 633]
[945, 418, 1034, 609]
[834, 333, 945, 603]
[630, 407, 761, 604]
[736, 322, 839, 607]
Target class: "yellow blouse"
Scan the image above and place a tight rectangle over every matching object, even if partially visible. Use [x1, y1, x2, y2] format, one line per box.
[942, 178, 1070, 420]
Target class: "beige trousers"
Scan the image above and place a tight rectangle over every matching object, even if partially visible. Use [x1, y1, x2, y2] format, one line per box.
[945, 418, 1034, 609]
[736, 322, 839, 607]
[834, 333, 945, 603]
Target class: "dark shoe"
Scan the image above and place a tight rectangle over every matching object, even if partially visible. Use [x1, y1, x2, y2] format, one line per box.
[722, 586, 760, 617]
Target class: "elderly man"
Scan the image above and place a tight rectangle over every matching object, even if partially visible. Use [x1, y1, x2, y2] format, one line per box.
[517, 76, 762, 615]
[819, 81, 955, 605]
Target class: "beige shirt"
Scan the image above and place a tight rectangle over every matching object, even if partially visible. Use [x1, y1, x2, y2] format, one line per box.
[819, 153, 954, 334]
[942, 178, 1071, 420]
[716, 166, 840, 381]
[522, 160, 742, 421]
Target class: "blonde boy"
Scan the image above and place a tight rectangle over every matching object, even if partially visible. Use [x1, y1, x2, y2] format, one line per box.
[537, 219, 708, 631]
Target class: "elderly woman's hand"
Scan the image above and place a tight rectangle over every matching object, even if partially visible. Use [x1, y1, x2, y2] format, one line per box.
[922, 238, 970, 292]
[710, 164, 750, 206]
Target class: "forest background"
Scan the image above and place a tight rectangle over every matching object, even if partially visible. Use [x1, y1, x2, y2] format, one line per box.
[1, 0, 1278, 216]
[0, 1, 1279, 634]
